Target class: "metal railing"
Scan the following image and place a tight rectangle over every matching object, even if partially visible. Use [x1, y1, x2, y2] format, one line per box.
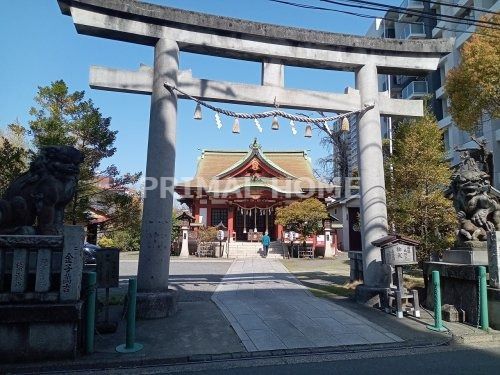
[401, 23, 426, 39]
[402, 80, 428, 99]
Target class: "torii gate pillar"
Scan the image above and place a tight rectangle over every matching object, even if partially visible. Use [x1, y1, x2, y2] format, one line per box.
[136, 38, 179, 319]
[355, 63, 391, 294]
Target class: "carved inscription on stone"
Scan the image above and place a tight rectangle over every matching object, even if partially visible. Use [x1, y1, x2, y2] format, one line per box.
[11, 249, 28, 293]
[487, 231, 500, 289]
[59, 226, 84, 301]
[35, 248, 52, 292]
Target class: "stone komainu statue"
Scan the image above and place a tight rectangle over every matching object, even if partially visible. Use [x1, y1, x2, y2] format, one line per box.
[446, 148, 500, 246]
[0, 146, 84, 235]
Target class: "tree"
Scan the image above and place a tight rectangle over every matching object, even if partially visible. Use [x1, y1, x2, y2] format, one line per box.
[0, 123, 30, 195]
[28, 80, 119, 224]
[171, 208, 182, 243]
[97, 190, 143, 252]
[302, 112, 351, 197]
[386, 110, 456, 262]
[275, 198, 328, 240]
[445, 14, 500, 132]
[316, 127, 350, 197]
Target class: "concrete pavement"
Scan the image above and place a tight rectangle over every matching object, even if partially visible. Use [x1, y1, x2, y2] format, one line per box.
[212, 258, 401, 351]
[4, 257, 499, 374]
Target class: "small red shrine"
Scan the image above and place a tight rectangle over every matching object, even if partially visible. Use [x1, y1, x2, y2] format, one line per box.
[175, 139, 336, 241]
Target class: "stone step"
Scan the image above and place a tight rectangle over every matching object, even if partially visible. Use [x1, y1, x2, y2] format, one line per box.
[226, 242, 285, 259]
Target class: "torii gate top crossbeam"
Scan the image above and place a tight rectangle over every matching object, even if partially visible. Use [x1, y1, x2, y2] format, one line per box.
[58, 0, 453, 75]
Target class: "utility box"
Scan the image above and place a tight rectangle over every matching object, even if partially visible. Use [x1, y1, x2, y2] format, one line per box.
[95, 248, 120, 289]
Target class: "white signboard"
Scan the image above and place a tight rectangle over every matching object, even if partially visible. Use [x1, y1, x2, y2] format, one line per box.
[382, 244, 417, 266]
[217, 230, 225, 241]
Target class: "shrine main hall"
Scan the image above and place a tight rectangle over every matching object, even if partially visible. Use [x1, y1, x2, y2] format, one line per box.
[175, 139, 336, 241]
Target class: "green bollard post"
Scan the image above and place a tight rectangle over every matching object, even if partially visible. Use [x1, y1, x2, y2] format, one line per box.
[427, 270, 447, 332]
[116, 278, 143, 353]
[85, 272, 97, 354]
[478, 266, 489, 331]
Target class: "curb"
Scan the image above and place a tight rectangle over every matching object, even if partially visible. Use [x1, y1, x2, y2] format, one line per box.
[1, 338, 451, 374]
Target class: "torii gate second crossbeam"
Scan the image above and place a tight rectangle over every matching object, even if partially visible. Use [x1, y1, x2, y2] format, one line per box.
[58, 0, 453, 318]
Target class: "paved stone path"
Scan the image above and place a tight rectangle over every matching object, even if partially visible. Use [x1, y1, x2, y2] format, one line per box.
[212, 258, 402, 351]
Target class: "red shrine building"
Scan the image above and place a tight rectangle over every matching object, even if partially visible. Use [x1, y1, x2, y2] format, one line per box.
[175, 139, 336, 241]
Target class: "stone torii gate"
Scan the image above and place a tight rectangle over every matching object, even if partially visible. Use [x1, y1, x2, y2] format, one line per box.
[58, 0, 453, 317]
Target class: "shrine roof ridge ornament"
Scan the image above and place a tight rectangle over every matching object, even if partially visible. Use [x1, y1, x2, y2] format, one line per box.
[215, 138, 297, 180]
[58, 0, 454, 73]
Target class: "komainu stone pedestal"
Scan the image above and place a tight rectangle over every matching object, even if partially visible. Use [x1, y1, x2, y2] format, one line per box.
[442, 242, 488, 266]
[424, 262, 484, 326]
[0, 226, 85, 361]
[0, 302, 83, 361]
[442, 249, 488, 265]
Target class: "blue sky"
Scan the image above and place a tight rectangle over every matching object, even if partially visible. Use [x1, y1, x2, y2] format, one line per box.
[0, 0, 399, 181]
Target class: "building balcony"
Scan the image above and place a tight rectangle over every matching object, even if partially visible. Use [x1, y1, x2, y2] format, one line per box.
[395, 75, 419, 86]
[456, 24, 475, 48]
[402, 80, 428, 100]
[400, 23, 426, 39]
[438, 115, 452, 129]
[432, 22, 445, 38]
[444, 149, 454, 160]
[435, 85, 445, 99]
[458, 0, 473, 8]
[398, 0, 425, 21]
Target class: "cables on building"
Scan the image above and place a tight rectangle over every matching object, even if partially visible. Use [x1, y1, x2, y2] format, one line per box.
[324, 0, 500, 28]
[269, 0, 500, 33]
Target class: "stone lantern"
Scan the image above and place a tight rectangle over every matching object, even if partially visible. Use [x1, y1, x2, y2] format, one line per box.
[323, 216, 334, 258]
[177, 211, 195, 258]
[215, 221, 227, 258]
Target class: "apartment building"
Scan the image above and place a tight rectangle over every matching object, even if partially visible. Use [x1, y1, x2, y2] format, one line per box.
[363, 0, 500, 187]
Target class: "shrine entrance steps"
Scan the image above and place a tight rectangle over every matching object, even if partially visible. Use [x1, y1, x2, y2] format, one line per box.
[228, 241, 285, 259]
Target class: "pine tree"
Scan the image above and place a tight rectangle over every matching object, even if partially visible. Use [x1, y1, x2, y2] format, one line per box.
[0, 124, 30, 195]
[29, 80, 140, 224]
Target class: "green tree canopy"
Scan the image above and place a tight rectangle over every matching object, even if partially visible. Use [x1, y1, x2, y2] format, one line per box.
[0, 124, 31, 195]
[98, 190, 143, 252]
[276, 198, 328, 239]
[27, 80, 141, 224]
[445, 14, 500, 132]
[386, 110, 456, 262]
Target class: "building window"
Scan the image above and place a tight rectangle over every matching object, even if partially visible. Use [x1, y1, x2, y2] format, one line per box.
[211, 208, 228, 227]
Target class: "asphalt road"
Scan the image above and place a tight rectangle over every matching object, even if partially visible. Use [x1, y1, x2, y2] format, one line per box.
[96, 344, 500, 375]
[191, 348, 500, 375]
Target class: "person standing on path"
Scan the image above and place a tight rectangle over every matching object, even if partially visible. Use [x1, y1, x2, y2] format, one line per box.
[262, 231, 271, 257]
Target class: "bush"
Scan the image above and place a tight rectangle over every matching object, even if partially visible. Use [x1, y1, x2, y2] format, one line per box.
[111, 230, 141, 252]
[198, 226, 218, 244]
[98, 236, 116, 248]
